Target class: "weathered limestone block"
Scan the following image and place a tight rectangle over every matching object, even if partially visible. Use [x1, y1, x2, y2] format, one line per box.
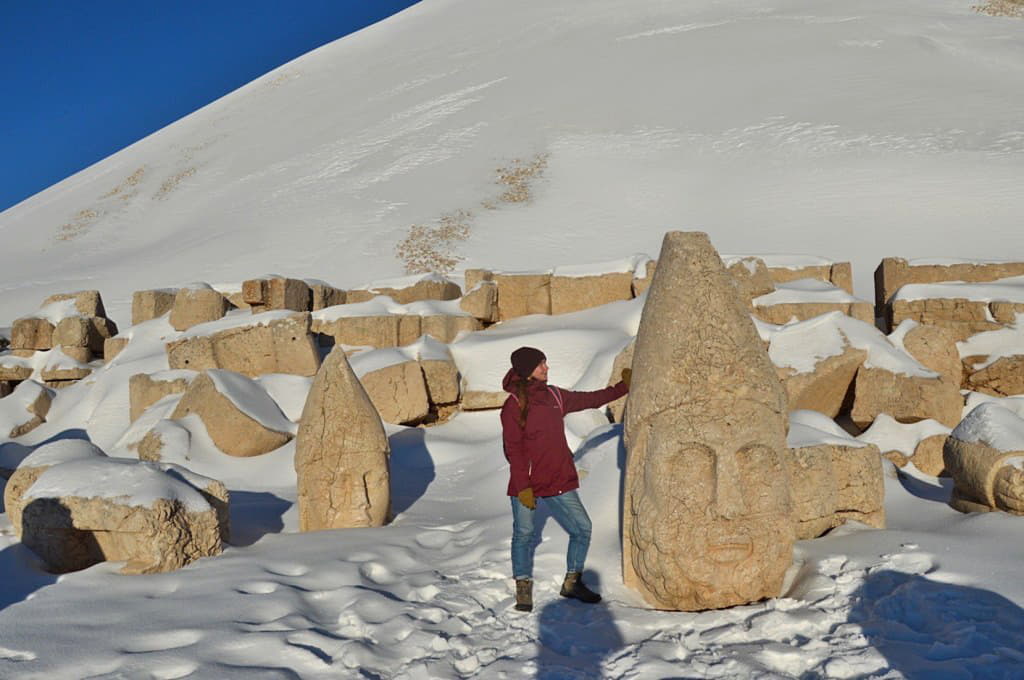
[463, 269, 493, 292]
[421, 315, 481, 343]
[830, 442, 886, 528]
[0, 380, 53, 438]
[53, 316, 117, 353]
[966, 356, 1024, 397]
[778, 347, 866, 418]
[754, 301, 874, 326]
[309, 282, 347, 311]
[459, 281, 498, 323]
[294, 345, 390, 531]
[348, 278, 461, 305]
[910, 434, 949, 476]
[875, 257, 1024, 315]
[623, 231, 795, 611]
[494, 273, 552, 320]
[890, 298, 1000, 340]
[899, 323, 962, 387]
[0, 360, 33, 382]
[169, 285, 229, 331]
[632, 260, 657, 296]
[243, 277, 311, 313]
[132, 289, 177, 325]
[990, 301, 1024, 325]
[19, 457, 227, 574]
[421, 358, 460, 405]
[358, 360, 430, 425]
[59, 346, 93, 363]
[767, 262, 853, 295]
[42, 290, 107, 318]
[550, 272, 634, 315]
[945, 404, 1024, 514]
[11, 317, 55, 351]
[171, 371, 293, 457]
[312, 314, 420, 349]
[726, 257, 776, 305]
[104, 336, 129, 363]
[130, 371, 194, 422]
[166, 313, 320, 377]
[851, 367, 963, 429]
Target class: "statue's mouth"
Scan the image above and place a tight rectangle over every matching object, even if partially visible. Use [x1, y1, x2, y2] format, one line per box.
[707, 536, 753, 563]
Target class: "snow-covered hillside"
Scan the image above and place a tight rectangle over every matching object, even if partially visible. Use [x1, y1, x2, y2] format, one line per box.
[2, 0, 1023, 326]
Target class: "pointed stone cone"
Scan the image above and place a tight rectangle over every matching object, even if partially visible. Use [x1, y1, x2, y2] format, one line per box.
[623, 231, 795, 611]
[294, 346, 390, 531]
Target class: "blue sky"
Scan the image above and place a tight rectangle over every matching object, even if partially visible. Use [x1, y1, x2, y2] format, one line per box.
[0, 1, 420, 213]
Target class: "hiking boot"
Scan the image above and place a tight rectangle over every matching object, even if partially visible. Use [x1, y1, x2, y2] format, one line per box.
[514, 578, 533, 612]
[560, 571, 601, 603]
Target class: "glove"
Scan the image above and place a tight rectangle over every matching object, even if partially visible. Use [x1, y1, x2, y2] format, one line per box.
[517, 487, 536, 510]
[620, 368, 632, 389]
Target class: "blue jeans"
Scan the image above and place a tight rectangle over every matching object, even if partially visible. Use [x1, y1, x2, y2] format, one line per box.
[511, 490, 592, 580]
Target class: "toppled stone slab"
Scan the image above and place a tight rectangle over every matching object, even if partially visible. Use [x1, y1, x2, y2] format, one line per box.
[550, 271, 634, 315]
[132, 289, 178, 325]
[895, 321, 963, 387]
[243, 277, 311, 313]
[421, 357, 460, 406]
[851, 366, 963, 429]
[945, 402, 1024, 515]
[130, 371, 195, 422]
[0, 380, 53, 438]
[312, 314, 421, 349]
[875, 257, 1024, 316]
[171, 370, 293, 457]
[169, 284, 229, 331]
[966, 356, 1024, 397]
[308, 281, 347, 311]
[623, 231, 794, 611]
[493, 272, 552, 320]
[890, 298, 1001, 340]
[753, 279, 873, 325]
[459, 281, 498, 324]
[166, 312, 320, 377]
[40, 349, 93, 384]
[53, 316, 117, 354]
[104, 336, 130, 363]
[43, 290, 107, 318]
[358, 360, 430, 425]
[10, 317, 55, 351]
[295, 345, 390, 531]
[779, 346, 866, 419]
[420, 315, 481, 344]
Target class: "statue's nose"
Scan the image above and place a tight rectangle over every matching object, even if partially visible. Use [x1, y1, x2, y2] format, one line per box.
[713, 453, 748, 520]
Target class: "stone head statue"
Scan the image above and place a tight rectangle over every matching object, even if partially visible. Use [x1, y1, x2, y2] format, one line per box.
[623, 231, 794, 610]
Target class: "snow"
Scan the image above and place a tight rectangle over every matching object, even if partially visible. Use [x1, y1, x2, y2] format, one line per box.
[857, 413, 952, 457]
[951, 402, 1024, 453]
[963, 391, 1024, 421]
[551, 254, 649, 277]
[28, 298, 80, 324]
[957, 313, 1024, 369]
[206, 369, 297, 435]
[348, 335, 454, 378]
[313, 296, 469, 321]
[788, 409, 869, 449]
[2, 0, 1024, 675]
[24, 457, 213, 513]
[0, 381, 52, 438]
[754, 278, 862, 305]
[178, 309, 303, 339]
[12, 438, 106, 469]
[894, 276, 1024, 303]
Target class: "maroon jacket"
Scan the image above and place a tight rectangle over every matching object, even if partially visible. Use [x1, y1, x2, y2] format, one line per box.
[500, 367, 628, 498]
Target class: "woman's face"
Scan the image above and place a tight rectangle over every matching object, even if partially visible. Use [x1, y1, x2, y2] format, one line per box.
[530, 360, 549, 381]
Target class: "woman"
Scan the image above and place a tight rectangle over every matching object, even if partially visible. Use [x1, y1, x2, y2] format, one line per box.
[500, 346, 630, 613]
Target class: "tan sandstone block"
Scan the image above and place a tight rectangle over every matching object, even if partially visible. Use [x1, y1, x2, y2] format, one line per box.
[171, 371, 292, 457]
[243, 277, 311, 313]
[989, 301, 1024, 325]
[421, 358, 460, 405]
[421, 315, 481, 343]
[550, 272, 634, 315]
[132, 289, 177, 325]
[312, 315, 403, 349]
[851, 367, 963, 429]
[43, 290, 106, 318]
[494, 273, 551, 320]
[966, 356, 1024, 397]
[459, 281, 498, 323]
[309, 282, 347, 311]
[104, 337, 129, 363]
[460, 390, 507, 410]
[11, 317, 55, 351]
[359, 360, 430, 425]
[779, 347, 866, 419]
[623, 231, 794, 611]
[900, 324, 962, 387]
[53, 316, 116, 353]
[348, 279, 461, 305]
[754, 301, 874, 326]
[294, 345, 390, 531]
[875, 257, 1024, 314]
[169, 286, 229, 331]
[912, 434, 949, 477]
[0, 361, 34, 382]
[130, 372, 194, 422]
[726, 257, 776, 305]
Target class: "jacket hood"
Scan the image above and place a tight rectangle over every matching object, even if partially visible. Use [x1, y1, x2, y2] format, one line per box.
[502, 367, 547, 394]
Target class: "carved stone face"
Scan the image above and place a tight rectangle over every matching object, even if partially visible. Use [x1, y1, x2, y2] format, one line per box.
[628, 409, 794, 611]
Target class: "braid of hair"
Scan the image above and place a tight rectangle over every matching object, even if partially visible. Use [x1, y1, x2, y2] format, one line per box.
[517, 377, 530, 428]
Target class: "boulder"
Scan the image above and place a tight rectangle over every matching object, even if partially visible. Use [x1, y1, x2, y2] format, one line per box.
[103, 336, 129, 363]
[132, 289, 177, 325]
[10, 317, 55, 351]
[549, 271, 634, 315]
[243, 277, 311, 313]
[944, 403, 1024, 514]
[0, 380, 53, 438]
[632, 259, 657, 297]
[421, 358, 460, 406]
[623, 231, 795, 611]
[966, 356, 1024, 397]
[169, 284, 229, 331]
[309, 282, 347, 311]
[851, 366, 963, 429]
[130, 371, 195, 422]
[358, 360, 431, 425]
[166, 312, 320, 377]
[778, 346, 866, 418]
[294, 345, 390, 531]
[42, 290, 107, 318]
[18, 455, 227, 574]
[420, 315, 481, 343]
[53, 316, 117, 354]
[493, 273, 552, 320]
[459, 281, 498, 323]
[898, 322, 962, 386]
[170, 370, 293, 457]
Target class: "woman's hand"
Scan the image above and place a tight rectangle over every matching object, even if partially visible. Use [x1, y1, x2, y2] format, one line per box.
[621, 368, 632, 389]
[517, 487, 536, 510]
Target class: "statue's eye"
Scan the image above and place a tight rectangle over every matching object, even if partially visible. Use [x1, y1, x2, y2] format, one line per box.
[737, 444, 786, 513]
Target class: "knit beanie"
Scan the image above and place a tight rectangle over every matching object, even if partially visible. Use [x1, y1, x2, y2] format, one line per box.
[511, 346, 546, 378]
